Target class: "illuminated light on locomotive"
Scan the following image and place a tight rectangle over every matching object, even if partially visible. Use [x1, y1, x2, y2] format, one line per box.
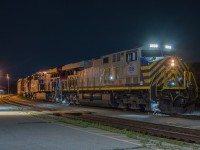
[109, 76, 114, 80]
[171, 81, 176, 86]
[17, 44, 199, 114]
[149, 44, 158, 48]
[165, 45, 172, 49]
[167, 81, 176, 87]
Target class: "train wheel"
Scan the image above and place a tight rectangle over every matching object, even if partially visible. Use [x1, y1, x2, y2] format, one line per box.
[159, 99, 173, 114]
[110, 93, 119, 108]
[173, 96, 195, 113]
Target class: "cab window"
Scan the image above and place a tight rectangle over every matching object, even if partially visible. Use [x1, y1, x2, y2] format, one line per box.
[126, 52, 137, 62]
[103, 57, 109, 64]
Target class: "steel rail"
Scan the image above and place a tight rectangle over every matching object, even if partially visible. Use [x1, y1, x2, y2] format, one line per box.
[1, 96, 59, 111]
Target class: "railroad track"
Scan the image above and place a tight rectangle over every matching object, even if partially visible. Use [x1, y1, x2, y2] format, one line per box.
[3, 96, 200, 144]
[77, 105, 200, 120]
[57, 112, 200, 144]
[170, 113, 200, 120]
[1, 96, 59, 111]
[10, 95, 200, 120]
[0, 95, 11, 104]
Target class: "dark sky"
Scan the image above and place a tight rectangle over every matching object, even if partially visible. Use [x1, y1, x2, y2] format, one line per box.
[0, 0, 200, 82]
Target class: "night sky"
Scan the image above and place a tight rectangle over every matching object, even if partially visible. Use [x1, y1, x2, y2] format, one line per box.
[0, 0, 200, 83]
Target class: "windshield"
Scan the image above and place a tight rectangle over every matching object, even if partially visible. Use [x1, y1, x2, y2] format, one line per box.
[163, 50, 173, 56]
[141, 50, 162, 57]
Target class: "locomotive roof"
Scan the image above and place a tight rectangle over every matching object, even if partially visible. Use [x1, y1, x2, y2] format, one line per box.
[100, 47, 139, 58]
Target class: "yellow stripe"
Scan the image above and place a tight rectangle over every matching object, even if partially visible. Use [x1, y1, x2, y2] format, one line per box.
[152, 67, 170, 86]
[183, 63, 189, 70]
[141, 66, 151, 70]
[181, 62, 187, 71]
[141, 61, 157, 70]
[150, 59, 166, 76]
[144, 79, 150, 83]
[152, 74, 164, 86]
[163, 87, 186, 90]
[169, 76, 176, 81]
[142, 62, 166, 77]
[177, 66, 184, 75]
[157, 74, 167, 87]
[178, 59, 187, 72]
[66, 86, 150, 91]
[142, 72, 150, 77]
[151, 66, 166, 84]
[166, 72, 173, 79]
[176, 68, 182, 76]
[157, 80, 164, 87]
[156, 67, 173, 87]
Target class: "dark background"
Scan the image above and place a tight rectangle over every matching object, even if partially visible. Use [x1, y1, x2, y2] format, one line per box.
[0, 0, 200, 92]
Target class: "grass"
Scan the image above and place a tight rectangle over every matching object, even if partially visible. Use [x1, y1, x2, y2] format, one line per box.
[30, 113, 200, 150]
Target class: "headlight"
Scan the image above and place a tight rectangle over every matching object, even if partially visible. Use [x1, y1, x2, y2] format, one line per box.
[150, 44, 158, 48]
[165, 45, 172, 49]
[171, 62, 175, 66]
[171, 59, 175, 66]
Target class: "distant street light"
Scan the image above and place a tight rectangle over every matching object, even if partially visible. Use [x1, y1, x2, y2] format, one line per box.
[6, 74, 10, 95]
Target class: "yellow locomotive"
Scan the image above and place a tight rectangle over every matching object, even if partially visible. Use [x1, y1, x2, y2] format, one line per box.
[17, 44, 198, 113]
